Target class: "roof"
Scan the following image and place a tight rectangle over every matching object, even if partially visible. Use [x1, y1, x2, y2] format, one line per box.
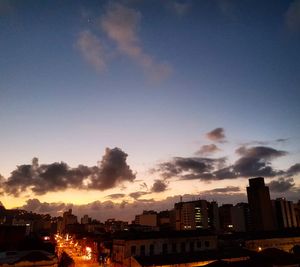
[134, 249, 251, 266]
[113, 230, 216, 241]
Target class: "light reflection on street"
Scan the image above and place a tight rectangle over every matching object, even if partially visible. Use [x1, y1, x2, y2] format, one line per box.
[55, 233, 101, 267]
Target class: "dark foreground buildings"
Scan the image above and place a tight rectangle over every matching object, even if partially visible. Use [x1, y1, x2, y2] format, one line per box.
[247, 177, 276, 232]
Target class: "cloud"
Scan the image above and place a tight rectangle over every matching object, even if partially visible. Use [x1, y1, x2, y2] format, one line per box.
[129, 191, 149, 200]
[236, 146, 287, 159]
[139, 182, 148, 191]
[276, 138, 289, 143]
[0, 0, 14, 16]
[202, 186, 240, 194]
[157, 157, 226, 180]
[268, 177, 295, 193]
[156, 145, 295, 181]
[286, 163, 300, 176]
[87, 147, 136, 190]
[76, 30, 106, 71]
[206, 128, 226, 142]
[101, 3, 171, 81]
[2, 147, 135, 196]
[106, 193, 126, 199]
[285, 0, 300, 32]
[151, 179, 168, 193]
[196, 144, 221, 156]
[167, 1, 191, 16]
[20, 191, 249, 222]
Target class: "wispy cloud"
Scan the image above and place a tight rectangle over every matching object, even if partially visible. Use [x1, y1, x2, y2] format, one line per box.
[196, 144, 221, 156]
[100, 2, 171, 81]
[76, 30, 106, 71]
[285, 0, 300, 32]
[167, 1, 191, 16]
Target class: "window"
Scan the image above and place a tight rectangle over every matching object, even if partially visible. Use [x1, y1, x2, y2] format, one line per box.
[181, 242, 186, 253]
[172, 243, 177, 253]
[162, 243, 168, 254]
[131, 245, 136, 255]
[149, 244, 154, 256]
[205, 241, 209, 248]
[197, 241, 201, 248]
[140, 245, 145, 256]
[190, 241, 194, 252]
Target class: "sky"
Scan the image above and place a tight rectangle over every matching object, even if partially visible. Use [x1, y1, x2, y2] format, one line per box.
[0, 0, 300, 221]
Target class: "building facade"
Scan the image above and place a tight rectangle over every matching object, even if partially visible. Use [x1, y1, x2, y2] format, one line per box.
[112, 231, 217, 266]
[246, 177, 275, 231]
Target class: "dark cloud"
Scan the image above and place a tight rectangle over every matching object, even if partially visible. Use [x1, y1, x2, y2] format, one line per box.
[196, 144, 221, 156]
[87, 147, 135, 190]
[2, 147, 135, 196]
[156, 146, 295, 181]
[286, 163, 300, 176]
[202, 186, 240, 194]
[285, 0, 300, 32]
[129, 191, 149, 200]
[206, 128, 225, 142]
[106, 193, 126, 199]
[151, 179, 168, 193]
[157, 157, 226, 181]
[230, 146, 288, 178]
[268, 177, 295, 193]
[236, 146, 287, 159]
[276, 138, 289, 143]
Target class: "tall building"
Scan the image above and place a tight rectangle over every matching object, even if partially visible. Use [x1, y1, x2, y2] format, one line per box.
[246, 177, 275, 232]
[272, 198, 298, 229]
[294, 200, 300, 227]
[207, 201, 220, 232]
[62, 209, 77, 233]
[236, 202, 251, 231]
[174, 199, 208, 230]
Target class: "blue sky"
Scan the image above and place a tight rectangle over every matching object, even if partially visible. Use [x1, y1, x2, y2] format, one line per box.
[0, 0, 299, 220]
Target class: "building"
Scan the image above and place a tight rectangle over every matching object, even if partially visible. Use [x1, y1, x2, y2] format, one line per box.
[245, 235, 300, 252]
[246, 177, 275, 232]
[135, 211, 157, 227]
[81, 215, 92, 224]
[294, 200, 300, 227]
[174, 199, 208, 230]
[272, 198, 298, 229]
[61, 209, 77, 233]
[105, 219, 128, 233]
[207, 201, 220, 232]
[112, 231, 217, 266]
[236, 202, 251, 232]
[219, 204, 246, 233]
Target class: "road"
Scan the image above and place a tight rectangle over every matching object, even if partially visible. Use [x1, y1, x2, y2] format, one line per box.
[64, 247, 100, 267]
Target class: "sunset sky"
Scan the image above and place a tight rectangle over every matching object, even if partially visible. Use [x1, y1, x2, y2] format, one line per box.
[0, 0, 300, 221]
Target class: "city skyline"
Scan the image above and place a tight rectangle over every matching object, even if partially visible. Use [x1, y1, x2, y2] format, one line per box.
[1, 0, 300, 221]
